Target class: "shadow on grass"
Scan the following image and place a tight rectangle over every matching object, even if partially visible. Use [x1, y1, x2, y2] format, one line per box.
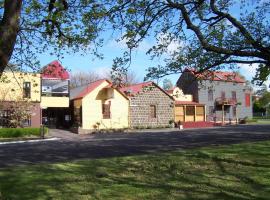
[0, 140, 270, 200]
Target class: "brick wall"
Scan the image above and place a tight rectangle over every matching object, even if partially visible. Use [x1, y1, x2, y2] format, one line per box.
[129, 85, 174, 128]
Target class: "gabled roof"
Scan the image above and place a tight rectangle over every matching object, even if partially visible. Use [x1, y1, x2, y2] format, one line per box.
[41, 60, 70, 80]
[70, 79, 108, 100]
[120, 81, 174, 100]
[70, 79, 129, 100]
[184, 68, 245, 83]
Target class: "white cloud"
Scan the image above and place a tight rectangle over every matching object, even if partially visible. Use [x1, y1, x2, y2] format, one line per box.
[94, 66, 111, 78]
[108, 37, 152, 53]
[238, 63, 258, 80]
[156, 33, 184, 55]
[238, 63, 270, 90]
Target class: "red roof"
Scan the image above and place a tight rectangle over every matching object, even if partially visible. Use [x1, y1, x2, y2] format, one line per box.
[185, 68, 245, 83]
[120, 82, 153, 96]
[74, 79, 107, 99]
[175, 101, 204, 105]
[71, 79, 129, 100]
[41, 60, 70, 80]
[120, 81, 174, 99]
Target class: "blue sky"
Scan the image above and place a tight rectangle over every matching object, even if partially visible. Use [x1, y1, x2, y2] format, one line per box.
[37, 35, 181, 85]
[37, 34, 265, 87]
[36, 1, 269, 88]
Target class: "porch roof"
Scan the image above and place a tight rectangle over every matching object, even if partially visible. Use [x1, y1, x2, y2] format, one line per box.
[175, 101, 204, 106]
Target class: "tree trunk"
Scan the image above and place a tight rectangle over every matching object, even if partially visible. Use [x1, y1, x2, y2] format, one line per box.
[0, 0, 22, 77]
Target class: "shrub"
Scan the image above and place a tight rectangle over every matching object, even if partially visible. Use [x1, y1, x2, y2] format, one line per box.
[0, 128, 48, 138]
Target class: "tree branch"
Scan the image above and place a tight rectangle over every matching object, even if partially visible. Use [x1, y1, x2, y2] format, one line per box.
[166, 0, 265, 59]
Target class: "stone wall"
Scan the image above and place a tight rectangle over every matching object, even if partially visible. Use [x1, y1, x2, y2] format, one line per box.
[129, 85, 174, 128]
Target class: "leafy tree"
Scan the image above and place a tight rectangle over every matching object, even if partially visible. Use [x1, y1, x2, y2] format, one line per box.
[255, 84, 268, 96]
[1, 0, 270, 86]
[0, 0, 106, 76]
[162, 78, 173, 90]
[103, 0, 270, 85]
[259, 91, 270, 109]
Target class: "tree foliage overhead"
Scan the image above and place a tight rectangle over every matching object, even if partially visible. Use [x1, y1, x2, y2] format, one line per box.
[0, 0, 107, 75]
[104, 0, 270, 84]
[0, 0, 269, 85]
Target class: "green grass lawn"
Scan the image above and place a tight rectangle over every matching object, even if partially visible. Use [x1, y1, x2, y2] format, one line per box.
[1, 141, 270, 200]
[248, 119, 270, 125]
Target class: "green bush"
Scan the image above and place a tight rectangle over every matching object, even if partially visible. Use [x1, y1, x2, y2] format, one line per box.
[0, 128, 48, 138]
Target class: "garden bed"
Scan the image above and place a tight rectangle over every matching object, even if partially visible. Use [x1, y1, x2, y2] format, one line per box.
[0, 127, 48, 140]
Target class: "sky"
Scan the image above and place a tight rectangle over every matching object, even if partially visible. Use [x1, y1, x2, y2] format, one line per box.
[37, 35, 181, 85]
[35, 1, 269, 90]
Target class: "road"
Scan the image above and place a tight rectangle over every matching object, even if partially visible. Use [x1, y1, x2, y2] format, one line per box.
[0, 125, 270, 168]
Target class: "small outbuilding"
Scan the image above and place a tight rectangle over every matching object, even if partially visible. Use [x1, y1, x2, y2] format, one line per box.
[70, 79, 129, 133]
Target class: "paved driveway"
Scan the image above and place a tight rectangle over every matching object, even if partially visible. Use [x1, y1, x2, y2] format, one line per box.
[0, 125, 270, 168]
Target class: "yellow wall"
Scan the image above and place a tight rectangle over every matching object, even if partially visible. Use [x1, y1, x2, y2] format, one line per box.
[80, 81, 129, 130]
[172, 87, 193, 101]
[0, 71, 41, 102]
[174, 105, 205, 122]
[41, 96, 69, 108]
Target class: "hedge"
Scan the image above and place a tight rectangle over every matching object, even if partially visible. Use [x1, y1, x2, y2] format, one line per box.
[0, 128, 48, 138]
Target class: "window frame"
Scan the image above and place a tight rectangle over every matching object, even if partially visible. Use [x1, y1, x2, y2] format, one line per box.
[102, 101, 111, 119]
[23, 82, 31, 98]
[149, 105, 157, 118]
[208, 89, 213, 101]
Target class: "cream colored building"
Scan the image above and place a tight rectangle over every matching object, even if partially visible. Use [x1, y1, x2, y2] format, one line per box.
[0, 71, 41, 127]
[167, 87, 206, 123]
[70, 79, 129, 132]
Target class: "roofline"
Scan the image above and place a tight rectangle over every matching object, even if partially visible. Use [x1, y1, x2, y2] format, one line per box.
[184, 68, 246, 83]
[122, 81, 174, 100]
[72, 79, 119, 100]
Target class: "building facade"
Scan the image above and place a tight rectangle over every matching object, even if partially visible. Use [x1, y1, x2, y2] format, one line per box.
[120, 82, 174, 128]
[0, 60, 70, 128]
[177, 69, 253, 123]
[41, 60, 70, 128]
[70, 79, 129, 133]
[166, 87, 206, 124]
[0, 71, 41, 127]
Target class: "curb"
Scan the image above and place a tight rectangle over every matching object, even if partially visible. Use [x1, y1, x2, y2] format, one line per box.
[0, 137, 60, 145]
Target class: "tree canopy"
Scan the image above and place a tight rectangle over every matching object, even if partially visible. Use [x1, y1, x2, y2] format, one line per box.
[0, 0, 269, 85]
[104, 0, 270, 84]
[0, 0, 106, 75]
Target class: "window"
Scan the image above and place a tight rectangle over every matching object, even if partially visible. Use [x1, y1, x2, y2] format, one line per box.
[102, 101, 111, 119]
[23, 82, 31, 98]
[209, 106, 214, 115]
[221, 91, 225, 100]
[197, 106, 204, 116]
[186, 106, 195, 116]
[208, 89, 213, 101]
[233, 106, 237, 117]
[232, 91, 236, 100]
[245, 93, 251, 107]
[0, 110, 11, 127]
[150, 105, 156, 118]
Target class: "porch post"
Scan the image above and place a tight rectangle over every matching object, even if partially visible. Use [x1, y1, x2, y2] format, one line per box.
[204, 105, 207, 122]
[184, 105, 186, 122]
[194, 105, 197, 122]
[222, 104, 225, 124]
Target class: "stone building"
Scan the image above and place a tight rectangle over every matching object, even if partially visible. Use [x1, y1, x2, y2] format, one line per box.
[120, 81, 174, 128]
[177, 68, 253, 123]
